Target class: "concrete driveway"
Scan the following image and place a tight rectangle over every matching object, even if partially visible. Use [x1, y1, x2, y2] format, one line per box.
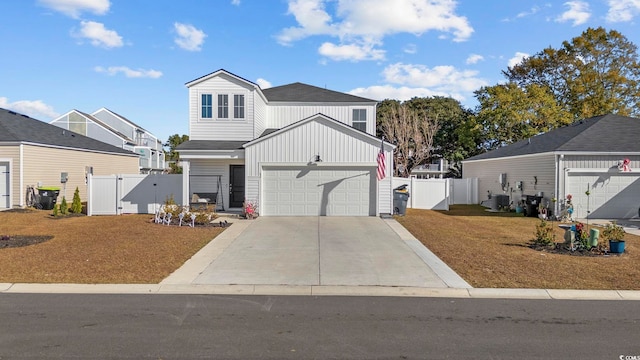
[164, 217, 470, 288]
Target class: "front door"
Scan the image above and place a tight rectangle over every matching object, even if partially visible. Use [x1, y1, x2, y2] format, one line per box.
[229, 165, 245, 208]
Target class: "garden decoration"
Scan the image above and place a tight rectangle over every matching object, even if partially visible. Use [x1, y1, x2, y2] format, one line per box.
[618, 158, 632, 172]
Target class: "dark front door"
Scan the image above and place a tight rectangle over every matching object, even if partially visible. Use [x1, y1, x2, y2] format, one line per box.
[229, 165, 245, 208]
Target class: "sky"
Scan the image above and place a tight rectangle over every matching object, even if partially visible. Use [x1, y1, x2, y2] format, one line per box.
[2, 0, 640, 144]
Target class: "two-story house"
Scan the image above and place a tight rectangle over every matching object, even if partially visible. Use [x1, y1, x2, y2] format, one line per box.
[176, 69, 394, 216]
[51, 108, 165, 174]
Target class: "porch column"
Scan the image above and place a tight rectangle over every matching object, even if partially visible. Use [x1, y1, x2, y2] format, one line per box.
[181, 160, 190, 207]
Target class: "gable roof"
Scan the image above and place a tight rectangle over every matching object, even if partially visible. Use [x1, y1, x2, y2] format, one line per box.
[185, 68, 259, 89]
[92, 107, 149, 133]
[0, 108, 137, 156]
[262, 82, 376, 103]
[243, 113, 393, 149]
[465, 114, 640, 161]
[55, 109, 135, 144]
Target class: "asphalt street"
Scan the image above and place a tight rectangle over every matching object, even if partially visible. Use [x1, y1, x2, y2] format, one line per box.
[1, 294, 639, 359]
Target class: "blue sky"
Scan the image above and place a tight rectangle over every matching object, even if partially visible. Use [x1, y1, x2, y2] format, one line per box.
[2, 0, 640, 144]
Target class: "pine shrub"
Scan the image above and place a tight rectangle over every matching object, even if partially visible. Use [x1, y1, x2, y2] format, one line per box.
[71, 187, 82, 214]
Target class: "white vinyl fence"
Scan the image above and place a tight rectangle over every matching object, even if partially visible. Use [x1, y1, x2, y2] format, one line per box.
[391, 177, 478, 211]
[87, 174, 182, 215]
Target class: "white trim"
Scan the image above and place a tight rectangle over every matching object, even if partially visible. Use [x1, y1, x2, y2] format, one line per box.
[0, 157, 12, 209]
[179, 150, 245, 160]
[19, 144, 24, 207]
[463, 150, 640, 164]
[565, 168, 634, 174]
[462, 151, 556, 163]
[261, 162, 376, 168]
[18, 141, 138, 158]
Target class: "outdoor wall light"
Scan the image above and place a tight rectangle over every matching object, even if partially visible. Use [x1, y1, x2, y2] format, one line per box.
[314, 155, 322, 162]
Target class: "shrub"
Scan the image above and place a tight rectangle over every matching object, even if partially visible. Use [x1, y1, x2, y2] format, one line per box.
[52, 204, 59, 217]
[533, 219, 554, 247]
[60, 197, 68, 215]
[602, 222, 625, 242]
[71, 187, 82, 214]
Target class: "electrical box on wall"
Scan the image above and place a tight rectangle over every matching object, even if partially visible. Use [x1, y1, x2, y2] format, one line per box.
[516, 181, 523, 190]
[60, 172, 68, 183]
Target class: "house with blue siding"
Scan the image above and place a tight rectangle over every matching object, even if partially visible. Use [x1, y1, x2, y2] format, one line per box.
[176, 69, 394, 216]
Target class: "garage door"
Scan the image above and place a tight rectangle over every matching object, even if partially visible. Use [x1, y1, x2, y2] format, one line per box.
[0, 162, 9, 209]
[262, 166, 375, 216]
[568, 173, 640, 219]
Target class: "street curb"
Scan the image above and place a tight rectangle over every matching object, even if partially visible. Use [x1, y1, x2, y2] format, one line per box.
[2, 284, 640, 300]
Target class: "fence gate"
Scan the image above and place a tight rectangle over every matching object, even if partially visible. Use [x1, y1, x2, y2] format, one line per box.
[88, 174, 182, 216]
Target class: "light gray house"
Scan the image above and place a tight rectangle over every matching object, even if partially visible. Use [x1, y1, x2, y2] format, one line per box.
[51, 108, 165, 173]
[462, 114, 640, 219]
[176, 69, 394, 216]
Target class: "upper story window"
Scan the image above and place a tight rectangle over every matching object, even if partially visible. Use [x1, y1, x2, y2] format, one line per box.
[201, 94, 212, 118]
[352, 109, 367, 132]
[234, 94, 245, 119]
[218, 94, 229, 119]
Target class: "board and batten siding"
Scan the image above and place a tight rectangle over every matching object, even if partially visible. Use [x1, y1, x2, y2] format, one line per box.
[189, 158, 244, 210]
[21, 144, 139, 205]
[253, 92, 267, 138]
[266, 103, 377, 136]
[0, 145, 20, 207]
[463, 153, 556, 205]
[244, 117, 393, 214]
[188, 74, 258, 141]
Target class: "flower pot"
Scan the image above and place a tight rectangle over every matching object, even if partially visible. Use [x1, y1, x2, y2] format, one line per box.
[609, 240, 625, 254]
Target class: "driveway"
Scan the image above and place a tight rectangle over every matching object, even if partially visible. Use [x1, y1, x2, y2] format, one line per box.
[165, 217, 469, 288]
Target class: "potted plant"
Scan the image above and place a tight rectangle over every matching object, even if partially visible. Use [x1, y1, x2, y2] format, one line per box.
[602, 222, 626, 253]
[243, 200, 258, 219]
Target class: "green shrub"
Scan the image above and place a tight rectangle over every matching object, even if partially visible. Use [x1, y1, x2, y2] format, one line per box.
[533, 219, 554, 247]
[60, 197, 68, 215]
[52, 204, 59, 217]
[71, 187, 82, 214]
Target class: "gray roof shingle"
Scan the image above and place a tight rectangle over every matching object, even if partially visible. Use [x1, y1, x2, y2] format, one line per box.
[0, 108, 137, 156]
[175, 140, 246, 151]
[465, 114, 640, 161]
[262, 82, 376, 103]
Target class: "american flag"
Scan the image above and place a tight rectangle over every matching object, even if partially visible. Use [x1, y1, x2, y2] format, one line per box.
[376, 138, 386, 181]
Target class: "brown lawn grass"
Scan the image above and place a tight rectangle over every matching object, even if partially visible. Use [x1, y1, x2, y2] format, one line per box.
[397, 205, 640, 290]
[0, 209, 224, 284]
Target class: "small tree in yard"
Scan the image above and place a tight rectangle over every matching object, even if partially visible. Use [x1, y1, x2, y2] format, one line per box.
[60, 197, 68, 215]
[71, 187, 82, 214]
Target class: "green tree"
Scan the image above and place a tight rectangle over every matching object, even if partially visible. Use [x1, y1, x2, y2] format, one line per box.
[474, 82, 572, 150]
[59, 197, 68, 215]
[71, 187, 82, 214]
[163, 134, 189, 174]
[504, 27, 640, 119]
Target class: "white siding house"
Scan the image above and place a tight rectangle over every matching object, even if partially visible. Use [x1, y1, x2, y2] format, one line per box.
[177, 69, 393, 216]
[51, 108, 165, 173]
[463, 114, 640, 219]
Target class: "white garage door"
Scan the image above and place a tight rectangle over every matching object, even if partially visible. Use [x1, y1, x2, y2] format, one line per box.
[0, 162, 9, 209]
[568, 173, 640, 219]
[262, 166, 375, 216]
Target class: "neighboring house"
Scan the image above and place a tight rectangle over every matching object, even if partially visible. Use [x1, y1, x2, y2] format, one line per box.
[0, 108, 139, 209]
[462, 114, 640, 219]
[176, 69, 394, 216]
[51, 108, 165, 173]
[411, 159, 452, 179]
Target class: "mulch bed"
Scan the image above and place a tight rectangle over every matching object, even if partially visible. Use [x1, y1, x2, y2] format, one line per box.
[0, 235, 54, 249]
[529, 242, 623, 257]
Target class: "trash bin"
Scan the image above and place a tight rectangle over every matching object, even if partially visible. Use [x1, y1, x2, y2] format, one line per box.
[38, 187, 60, 210]
[393, 185, 410, 216]
[524, 195, 543, 217]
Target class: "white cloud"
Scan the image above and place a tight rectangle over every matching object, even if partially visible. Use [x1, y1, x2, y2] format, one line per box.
[231, 0, 241, 5]
[38, 0, 110, 18]
[606, 0, 640, 22]
[0, 97, 59, 120]
[173, 23, 207, 51]
[516, 6, 541, 19]
[555, 1, 591, 26]
[276, 0, 473, 62]
[74, 21, 123, 48]
[318, 41, 385, 61]
[508, 52, 529, 68]
[466, 54, 484, 64]
[94, 66, 163, 78]
[349, 62, 487, 102]
[256, 78, 272, 89]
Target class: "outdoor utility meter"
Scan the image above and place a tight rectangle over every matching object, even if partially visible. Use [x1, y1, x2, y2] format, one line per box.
[61, 172, 69, 183]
